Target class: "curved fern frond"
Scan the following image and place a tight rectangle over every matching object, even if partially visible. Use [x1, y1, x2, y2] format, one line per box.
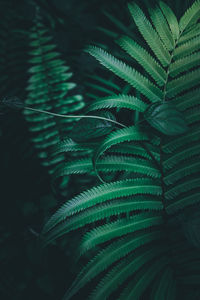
[86, 94, 147, 113]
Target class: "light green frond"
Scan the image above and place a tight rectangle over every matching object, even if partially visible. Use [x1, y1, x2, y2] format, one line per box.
[179, 0, 200, 33]
[86, 46, 162, 102]
[149, 6, 175, 50]
[170, 52, 200, 77]
[86, 94, 147, 113]
[43, 178, 162, 233]
[166, 192, 200, 214]
[117, 35, 166, 86]
[128, 2, 170, 67]
[64, 231, 162, 300]
[88, 246, 167, 300]
[81, 213, 163, 253]
[165, 177, 200, 200]
[174, 35, 200, 59]
[166, 68, 200, 98]
[119, 257, 169, 300]
[159, 1, 179, 40]
[164, 160, 200, 185]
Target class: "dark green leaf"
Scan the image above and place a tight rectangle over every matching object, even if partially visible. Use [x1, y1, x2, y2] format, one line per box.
[69, 111, 116, 142]
[144, 102, 189, 135]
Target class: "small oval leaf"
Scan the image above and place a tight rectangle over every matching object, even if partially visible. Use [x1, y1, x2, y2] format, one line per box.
[144, 102, 189, 135]
[69, 111, 116, 142]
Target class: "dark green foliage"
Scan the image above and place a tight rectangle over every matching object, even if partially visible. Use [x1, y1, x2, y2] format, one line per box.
[43, 1, 200, 299]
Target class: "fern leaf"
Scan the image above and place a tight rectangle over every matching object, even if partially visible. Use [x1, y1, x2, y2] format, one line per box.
[163, 125, 200, 153]
[179, 0, 200, 33]
[166, 192, 200, 214]
[92, 126, 148, 172]
[166, 68, 200, 98]
[88, 246, 167, 300]
[159, 1, 179, 40]
[64, 231, 162, 300]
[164, 160, 200, 185]
[119, 257, 169, 300]
[117, 35, 166, 86]
[81, 213, 163, 254]
[43, 178, 162, 233]
[149, 6, 175, 50]
[86, 94, 147, 113]
[164, 144, 200, 170]
[165, 177, 200, 200]
[53, 156, 161, 180]
[170, 52, 200, 77]
[171, 87, 200, 111]
[179, 23, 200, 44]
[174, 35, 200, 59]
[128, 3, 170, 67]
[86, 46, 162, 102]
[44, 196, 163, 245]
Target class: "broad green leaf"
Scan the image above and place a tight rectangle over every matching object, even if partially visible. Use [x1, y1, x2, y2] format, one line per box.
[144, 102, 189, 135]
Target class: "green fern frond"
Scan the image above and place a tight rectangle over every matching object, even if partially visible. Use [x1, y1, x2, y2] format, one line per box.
[159, 1, 179, 40]
[118, 257, 169, 300]
[170, 52, 200, 77]
[44, 196, 163, 245]
[64, 231, 162, 300]
[179, 23, 200, 44]
[92, 126, 148, 171]
[53, 156, 161, 179]
[128, 2, 170, 67]
[80, 212, 163, 254]
[166, 68, 200, 97]
[165, 177, 200, 200]
[86, 94, 147, 113]
[24, 20, 84, 176]
[86, 46, 162, 102]
[149, 6, 175, 50]
[88, 247, 167, 300]
[166, 192, 200, 214]
[43, 178, 162, 233]
[174, 35, 200, 59]
[179, 0, 200, 33]
[117, 35, 167, 86]
[164, 144, 200, 170]
[171, 87, 200, 111]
